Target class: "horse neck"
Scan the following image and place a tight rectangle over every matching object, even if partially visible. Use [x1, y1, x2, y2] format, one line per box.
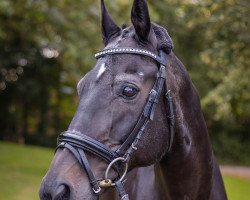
[156, 53, 214, 199]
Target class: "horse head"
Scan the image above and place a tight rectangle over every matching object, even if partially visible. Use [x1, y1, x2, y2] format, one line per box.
[39, 1, 227, 200]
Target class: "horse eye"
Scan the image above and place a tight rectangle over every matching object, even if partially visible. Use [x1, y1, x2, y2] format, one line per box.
[122, 86, 138, 98]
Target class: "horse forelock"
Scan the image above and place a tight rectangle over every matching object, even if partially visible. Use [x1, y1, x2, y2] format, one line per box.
[108, 22, 174, 56]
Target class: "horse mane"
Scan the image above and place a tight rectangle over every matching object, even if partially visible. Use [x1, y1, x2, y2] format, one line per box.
[152, 23, 174, 54]
[151, 23, 207, 139]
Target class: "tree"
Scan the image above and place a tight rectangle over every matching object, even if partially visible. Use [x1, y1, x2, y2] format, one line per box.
[0, 0, 249, 164]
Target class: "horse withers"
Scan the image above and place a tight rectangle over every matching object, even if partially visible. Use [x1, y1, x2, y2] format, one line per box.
[39, 0, 227, 199]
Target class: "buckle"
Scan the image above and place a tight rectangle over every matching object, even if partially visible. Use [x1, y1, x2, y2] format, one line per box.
[143, 89, 157, 118]
[99, 179, 112, 188]
[92, 186, 101, 194]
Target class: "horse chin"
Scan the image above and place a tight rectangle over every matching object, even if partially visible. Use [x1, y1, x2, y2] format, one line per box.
[74, 192, 99, 200]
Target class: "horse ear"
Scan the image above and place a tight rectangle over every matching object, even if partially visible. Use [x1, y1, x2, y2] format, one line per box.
[131, 0, 151, 41]
[101, 0, 121, 45]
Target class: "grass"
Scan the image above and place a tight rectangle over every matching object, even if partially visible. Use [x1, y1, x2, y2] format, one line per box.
[223, 175, 250, 200]
[0, 141, 54, 200]
[0, 141, 250, 200]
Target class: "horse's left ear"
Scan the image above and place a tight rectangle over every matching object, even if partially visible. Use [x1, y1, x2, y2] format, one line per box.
[131, 0, 151, 41]
[101, 0, 121, 45]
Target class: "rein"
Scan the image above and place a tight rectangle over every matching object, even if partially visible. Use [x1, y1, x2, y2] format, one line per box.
[56, 48, 174, 200]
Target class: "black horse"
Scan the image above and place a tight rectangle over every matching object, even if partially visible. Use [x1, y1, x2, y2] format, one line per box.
[39, 0, 227, 199]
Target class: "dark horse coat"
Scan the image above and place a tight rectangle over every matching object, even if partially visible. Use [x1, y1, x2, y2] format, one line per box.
[39, 0, 227, 199]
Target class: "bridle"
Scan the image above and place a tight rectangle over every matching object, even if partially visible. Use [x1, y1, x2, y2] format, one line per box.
[56, 47, 174, 200]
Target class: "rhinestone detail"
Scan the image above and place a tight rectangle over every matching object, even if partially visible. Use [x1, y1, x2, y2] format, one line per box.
[95, 48, 163, 64]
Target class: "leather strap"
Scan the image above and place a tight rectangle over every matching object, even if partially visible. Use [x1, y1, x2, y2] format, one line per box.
[58, 132, 120, 163]
[57, 132, 123, 174]
[165, 88, 174, 152]
[55, 49, 175, 200]
[160, 51, 175, 152]
[57, 142, 101, 193]
[117, 64, 167, 157]
[115, 180, 129, 200]
[77, 149, 100, 193]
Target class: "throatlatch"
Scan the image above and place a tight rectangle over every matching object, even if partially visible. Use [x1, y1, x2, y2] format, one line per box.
[56, 47, 175, 200]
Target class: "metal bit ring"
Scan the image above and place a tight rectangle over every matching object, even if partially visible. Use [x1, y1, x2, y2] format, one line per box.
[104, 157, 128, 186]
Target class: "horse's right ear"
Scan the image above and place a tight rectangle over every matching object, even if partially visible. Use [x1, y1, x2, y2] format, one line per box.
[131, 0, 151, 41]
[101, 0, 121, 46]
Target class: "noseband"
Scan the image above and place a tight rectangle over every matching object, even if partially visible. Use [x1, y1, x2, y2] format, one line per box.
[56, 48, 174, 200]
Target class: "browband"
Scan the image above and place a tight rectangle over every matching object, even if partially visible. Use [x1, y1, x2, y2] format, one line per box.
[56, 48, 174, 199]
[95, 48, 166, 66]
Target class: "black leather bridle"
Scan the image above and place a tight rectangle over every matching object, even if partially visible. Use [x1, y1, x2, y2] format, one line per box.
[56, 48, 174, 200]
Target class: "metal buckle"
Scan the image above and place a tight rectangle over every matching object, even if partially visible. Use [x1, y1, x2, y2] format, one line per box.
[99, 179, 113, 188]
[131, 143, 138, 150]
[92, 186, 101, 194]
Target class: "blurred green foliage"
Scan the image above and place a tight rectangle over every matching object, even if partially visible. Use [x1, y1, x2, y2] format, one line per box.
[0, 0, 249, 164]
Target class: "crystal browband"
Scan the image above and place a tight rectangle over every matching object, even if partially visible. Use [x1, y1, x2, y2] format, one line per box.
[95, 48, 165, 66]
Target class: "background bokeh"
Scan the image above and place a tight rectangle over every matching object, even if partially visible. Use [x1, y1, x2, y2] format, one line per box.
[1, 0, 248, 164]
[0, 0, 249, 199]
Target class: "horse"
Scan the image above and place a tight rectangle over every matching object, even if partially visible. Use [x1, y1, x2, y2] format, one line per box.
[39, 0, 227, 199]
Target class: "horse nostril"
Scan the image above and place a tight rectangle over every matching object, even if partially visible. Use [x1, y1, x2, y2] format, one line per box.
[53, 184, 70, 200]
